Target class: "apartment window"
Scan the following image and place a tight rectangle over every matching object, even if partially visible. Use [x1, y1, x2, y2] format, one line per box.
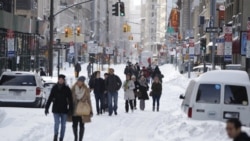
[151, 12, 154, 17]
[152, 5, 155, 10]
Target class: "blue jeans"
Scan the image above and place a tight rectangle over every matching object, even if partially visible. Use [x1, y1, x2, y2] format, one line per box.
[152, 95, 161, 108]
[108, 92, 118, 115]
[94, 93, 104, 114]
[53, 113, 67, 139]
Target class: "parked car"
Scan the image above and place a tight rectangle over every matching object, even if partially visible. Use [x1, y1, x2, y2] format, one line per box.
[0, 71, 46, 108]
[41, 76, 57, 100]
[192, 65, 221, 77]
[179, 70, 250, 126]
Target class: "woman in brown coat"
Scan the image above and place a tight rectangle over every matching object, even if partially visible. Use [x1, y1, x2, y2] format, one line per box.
[69, 76, 93, 141]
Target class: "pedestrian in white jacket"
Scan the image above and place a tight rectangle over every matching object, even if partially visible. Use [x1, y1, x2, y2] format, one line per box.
[123, 74, 135, 113]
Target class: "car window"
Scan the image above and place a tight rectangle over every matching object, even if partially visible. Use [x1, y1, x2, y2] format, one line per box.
[0, 75, 36, 86]
[184, 80, 196, 102]
[224, 85, 248, 105]
[196, 84, 221, 104]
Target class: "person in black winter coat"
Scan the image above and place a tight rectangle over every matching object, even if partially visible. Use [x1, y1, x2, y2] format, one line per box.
[151, 66, 164, 82]
[151, 76, 162, 112]
[45, 74, 73, 141]
[132, 75, 140, 110]
[226, 119, 250, 141]
[89, 71, 105, 115]
[105, 68, 122, 116]
[75, 62, 81, 78]
[138, 75, 149, 111]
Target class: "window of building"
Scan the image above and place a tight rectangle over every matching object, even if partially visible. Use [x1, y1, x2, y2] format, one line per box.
[151, 12, 154, 17]
[196, 84, 221, 104]
[224, 85, 248, 105]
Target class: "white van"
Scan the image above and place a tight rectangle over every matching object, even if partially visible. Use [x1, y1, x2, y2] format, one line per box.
[0, 71, 46, 108]
[180, 70, 250, 126]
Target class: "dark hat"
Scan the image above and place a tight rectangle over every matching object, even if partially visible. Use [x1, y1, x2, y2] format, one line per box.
[58, 74, 66, 80]
[77, 76, 86, 82]
[104, 73, 109, 76]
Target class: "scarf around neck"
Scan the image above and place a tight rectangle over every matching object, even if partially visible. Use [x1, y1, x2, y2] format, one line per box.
[75, 85, 85, 100]
[139, 79, 147, 87]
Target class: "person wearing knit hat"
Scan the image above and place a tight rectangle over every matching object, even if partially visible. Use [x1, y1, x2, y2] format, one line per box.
[69, 75, 93, 141]
[45, 74, 73, 141]
[77, 76, 86, 83]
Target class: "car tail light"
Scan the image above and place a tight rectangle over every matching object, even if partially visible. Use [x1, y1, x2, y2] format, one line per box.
[36, 87, 41, 95]
[188, 107, 192, 118]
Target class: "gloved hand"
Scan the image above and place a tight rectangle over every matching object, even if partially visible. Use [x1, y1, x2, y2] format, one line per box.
[45, 109, 49, 116]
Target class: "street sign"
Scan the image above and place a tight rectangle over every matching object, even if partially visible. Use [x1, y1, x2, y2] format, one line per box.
[205, 27, 223, 33]
[7, 38, 15, 57]
[105, 47, 113, 55]
[216, 38, 225, 43]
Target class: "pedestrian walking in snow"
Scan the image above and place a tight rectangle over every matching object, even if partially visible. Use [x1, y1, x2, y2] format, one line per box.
[138, 75, 149, 111]
[87, 63, 92, 79]
[151, 76, 162, 112]
[226, 119, 250, 141]
[75, 62, 81, 78]
[89, 71, 105, 115]
[105, 68, 122, 116]
[151, 66, 164, 82]
[45, 74, 73, 141]
[132, 75, 140, 110]
[68, 76, 93, 141]
[40, 68, 46, 76]
[103, 73, 109, 113]
[123, 74, 135, 113]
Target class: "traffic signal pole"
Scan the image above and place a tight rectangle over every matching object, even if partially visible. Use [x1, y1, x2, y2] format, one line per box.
[211, 0, 216, 70]
[48, 0, 93, 76]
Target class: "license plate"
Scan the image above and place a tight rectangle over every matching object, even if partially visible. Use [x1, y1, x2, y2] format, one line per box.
[13, 91, 22, 96]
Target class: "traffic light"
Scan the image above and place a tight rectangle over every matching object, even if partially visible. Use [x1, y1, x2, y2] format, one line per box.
[112, 2, 119, 16]
[76, 27, 80, 36]
[200, 38, 206, 52]
[127, 25, 131, 32]
[123, 24, 127, 32]
[120, 2, 125, 16]
[65, 28, 68, 37]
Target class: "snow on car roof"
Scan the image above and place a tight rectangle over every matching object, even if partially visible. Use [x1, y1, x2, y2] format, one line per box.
[41, 76, 58, 83]
[2, 71, 37, 75]
[226, 64, 241, 67]
[196, 70, 250, 84]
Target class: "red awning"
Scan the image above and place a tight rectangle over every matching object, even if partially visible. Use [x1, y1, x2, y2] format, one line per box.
[232, 37, 240, 54]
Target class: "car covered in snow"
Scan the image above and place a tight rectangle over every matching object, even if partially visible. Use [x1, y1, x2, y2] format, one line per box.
[0, 71, 46, 108]
[179, 70, 250, 126]
[41, 76, 57, 101]
[192, 65, 221, 77]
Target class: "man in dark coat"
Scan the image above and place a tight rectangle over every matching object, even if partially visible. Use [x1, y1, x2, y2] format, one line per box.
[226, 119, 250, 141]
[105, 68, 122, 116]
[89, 71, 105, 115]
[87, 63, 92, 78]
[75, 62, 81, 78]
[45, 74, 73, 141]
[40, 68, 46, 76]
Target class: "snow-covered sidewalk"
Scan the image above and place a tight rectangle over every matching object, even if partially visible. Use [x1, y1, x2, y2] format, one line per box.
[0, 64, 247, 141]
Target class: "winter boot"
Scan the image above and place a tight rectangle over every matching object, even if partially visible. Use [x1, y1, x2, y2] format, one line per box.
[157, 107, 159, 112]
[59, 138, 63, 141]
[73, 127, 78, 141]
[79, 126, 85, 141]
[53, 134, 58, 141]
[153, 106, 155, 112]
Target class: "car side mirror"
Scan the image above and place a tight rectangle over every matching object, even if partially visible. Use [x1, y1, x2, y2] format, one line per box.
[179, 94, 185, 99]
